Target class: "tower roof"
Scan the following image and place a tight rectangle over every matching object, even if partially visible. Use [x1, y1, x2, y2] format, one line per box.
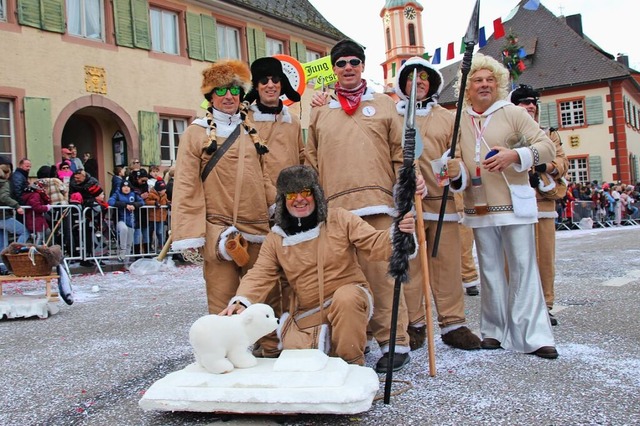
[383, 0, 423, 9]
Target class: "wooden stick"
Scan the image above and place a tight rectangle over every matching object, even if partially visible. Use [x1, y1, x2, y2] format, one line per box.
[45, 207, 71, 246]
[156, 234, 173, 262]
[415, 193, 436, 377]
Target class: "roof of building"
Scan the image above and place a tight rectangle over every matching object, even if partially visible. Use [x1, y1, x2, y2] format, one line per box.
[222, 0, 347, 40]
[437, 0, 633, 104]
[383, 0, 423, 9]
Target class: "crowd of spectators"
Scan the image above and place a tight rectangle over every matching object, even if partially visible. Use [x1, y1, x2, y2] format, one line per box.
[0, 146, 175, 265]
[556, 180, 640, 227]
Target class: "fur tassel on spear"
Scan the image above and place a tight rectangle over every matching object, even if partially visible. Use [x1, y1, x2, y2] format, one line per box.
[384, 69, 419, 404]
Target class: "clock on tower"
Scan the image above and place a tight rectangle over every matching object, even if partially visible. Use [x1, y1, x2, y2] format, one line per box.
[404, 6, 416, 20]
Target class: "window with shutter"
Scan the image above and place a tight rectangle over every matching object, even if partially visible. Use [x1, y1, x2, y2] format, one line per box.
[24, 98, 55, 167]
[539, 101, 559, 129]
[159, 116, 186, 166]
[291, 41, 307, 62]
[0, 99, 16, 160]
[217, 23, 240, 59]
[113, 0, 150, 49]
[585, 96, 604, 126]
[559, 98, 585, 128]
[201, 15, 217, 62]
[67, 0, 104, 40]
[587, 155, 602, 184]
[247, 27, 266, 64]
[186, 12, 203, 60]
[18, 0, 64, 33]
[150, 7, 178, 55]
[138, 111, 160, 166]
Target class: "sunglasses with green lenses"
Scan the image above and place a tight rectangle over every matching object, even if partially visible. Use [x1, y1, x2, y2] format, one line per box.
[213, 86, 241, 97]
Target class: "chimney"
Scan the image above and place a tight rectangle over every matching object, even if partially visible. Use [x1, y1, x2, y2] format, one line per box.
[617, 54, 629, 68]
[565, 14, 583, 38]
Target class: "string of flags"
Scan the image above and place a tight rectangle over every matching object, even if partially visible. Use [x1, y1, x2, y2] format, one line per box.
[424, 0, 540, 65]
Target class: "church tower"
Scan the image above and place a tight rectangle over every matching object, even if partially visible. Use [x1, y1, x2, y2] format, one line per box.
[380, 0, 426, 92]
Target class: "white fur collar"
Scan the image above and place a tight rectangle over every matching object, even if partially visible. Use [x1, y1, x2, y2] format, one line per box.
[466, 100, 511, 117]
[271, 224, 321, 246]
[191, 110, 242, 137]
[249, 104, 292, 123]
[396, 100, 435, 117]
[328, 87, 376, 109]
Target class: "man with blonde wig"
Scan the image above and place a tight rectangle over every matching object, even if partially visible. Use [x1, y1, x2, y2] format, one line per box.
[448, 53, 558, 359]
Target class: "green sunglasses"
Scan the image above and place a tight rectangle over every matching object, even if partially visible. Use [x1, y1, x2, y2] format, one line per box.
[214, 86, 241, 96]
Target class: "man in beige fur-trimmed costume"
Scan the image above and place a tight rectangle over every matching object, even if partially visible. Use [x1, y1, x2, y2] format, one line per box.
[245, 57, 304, 185]
[449, 53, 558, 359]
[305, 39, 415, 373]
[509, 84, 568, 326]
[222, 165, 416, 366]
[394, 57, 481, 353]
[243, 57, 304, 357]
[171, 60, 275, 315]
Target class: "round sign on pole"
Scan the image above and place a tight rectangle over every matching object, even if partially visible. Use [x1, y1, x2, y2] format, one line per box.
[273, 54, 306, 106]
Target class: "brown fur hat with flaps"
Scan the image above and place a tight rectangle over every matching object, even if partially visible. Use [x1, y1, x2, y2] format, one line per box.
[201, 59, 252, 99]
[274, 165, 327, 229]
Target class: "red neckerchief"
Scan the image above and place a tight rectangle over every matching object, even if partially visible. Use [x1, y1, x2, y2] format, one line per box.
[335, 79, 367, 116]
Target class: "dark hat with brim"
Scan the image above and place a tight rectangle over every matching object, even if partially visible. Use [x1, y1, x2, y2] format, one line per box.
[244, 57, 301, 104]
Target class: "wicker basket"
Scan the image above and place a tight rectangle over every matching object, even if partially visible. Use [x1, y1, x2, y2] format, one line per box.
[5, 252, 52, 277]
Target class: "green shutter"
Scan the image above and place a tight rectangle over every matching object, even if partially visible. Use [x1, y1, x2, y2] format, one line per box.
[588, 155, 602, 184]
[539, 101, 559, 129]
[18, 0, 42, 29]
[247, 27, 266, 63]
[186, 12, 204, 60]
[131, 0, 150, 50]
[202, 15, 218, 62]
[138, 111, 160, 166]
[41, 0, 65, 33]
[291, 41, 307, 62]
[113, 0, 134, 47]
[585, 96, 603, 125]
[24, 98, 55, 168]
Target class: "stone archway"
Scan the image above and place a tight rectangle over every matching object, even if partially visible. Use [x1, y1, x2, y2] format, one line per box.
[53, 95, 138, 187]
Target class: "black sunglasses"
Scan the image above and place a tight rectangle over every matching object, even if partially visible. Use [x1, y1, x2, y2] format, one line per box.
[517, 99, 537, 106]
[258, 76, 281, 85]
[335, 58, 362, 68]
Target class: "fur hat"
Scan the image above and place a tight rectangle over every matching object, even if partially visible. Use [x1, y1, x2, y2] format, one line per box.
[274, 165, 327, 228]
[395, 56, 444, 102]
[201, 59, 252, 100]
[244, 57, 301, 104]
[508, 84, 540, 105]
[154, 180, 167, 192]
[330, 39, 365, 66]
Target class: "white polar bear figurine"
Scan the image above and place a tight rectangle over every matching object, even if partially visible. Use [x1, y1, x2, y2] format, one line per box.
[189, 303, 279, 374]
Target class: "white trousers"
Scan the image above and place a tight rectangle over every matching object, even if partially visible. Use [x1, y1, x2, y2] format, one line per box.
[474, 224, 555, 353]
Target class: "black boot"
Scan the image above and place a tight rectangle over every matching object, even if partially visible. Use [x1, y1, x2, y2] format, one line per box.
[375, 352, 410, 373]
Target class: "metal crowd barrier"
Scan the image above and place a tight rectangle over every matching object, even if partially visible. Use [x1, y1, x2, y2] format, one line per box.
[561, 199, 640, 230]
[0, 204, 176, 276]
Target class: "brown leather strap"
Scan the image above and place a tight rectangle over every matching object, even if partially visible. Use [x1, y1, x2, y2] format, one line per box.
[317, 223, 326, 322]
[200, 125, 240, 182]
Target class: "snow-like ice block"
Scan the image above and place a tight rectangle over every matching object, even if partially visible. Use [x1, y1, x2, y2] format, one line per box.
[139, 349, 379, 414]
[0, 295, 59, 319]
